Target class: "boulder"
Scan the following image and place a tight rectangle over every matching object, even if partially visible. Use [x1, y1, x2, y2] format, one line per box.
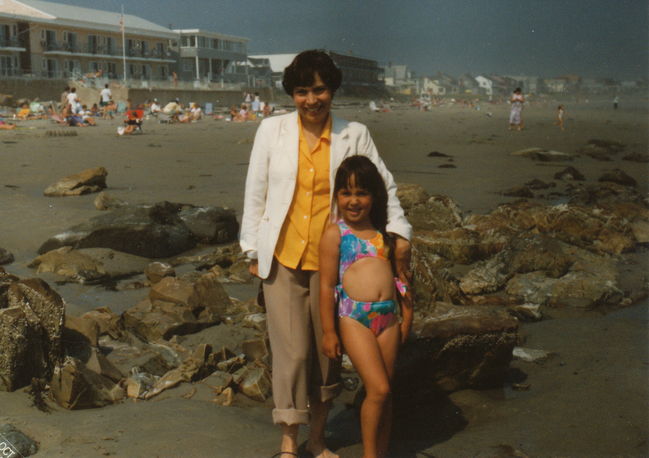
[43, 167, 108, 197]
[178, 206, 239, 244]
[202, 370, 234, 394]
[503, 186, 534, 198]
[406, 195, 464, 231]
[122, 272, 230, 341]
[29, 247, 150, 283]
[622, 151, 649, 163]
[511, 147, 574, 161]
[81, 307, 123, 339]
[524, 178, 554, 190]
[598, 169, 637, 187]
[38, 201, 197, 258]
[412, 227, 507, 265]
[553, 166, 586, 181]
[395, 302, 519, 393]
[396, 183, 429, 210]
[144, 261, 175, 284]
[49, 357, 124, 409]
[94, 191, 128, 211]
[238, 366, 272, 402]
[0, 274, 65, 391]
[0, 248, 14, 265]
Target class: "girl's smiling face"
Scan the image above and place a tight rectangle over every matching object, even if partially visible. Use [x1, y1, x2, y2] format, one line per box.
[336, 175, 373, 226]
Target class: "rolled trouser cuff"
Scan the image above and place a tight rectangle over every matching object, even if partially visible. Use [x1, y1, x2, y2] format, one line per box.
[272, 408, 310, 425]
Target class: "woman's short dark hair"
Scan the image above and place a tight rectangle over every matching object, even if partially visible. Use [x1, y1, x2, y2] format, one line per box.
[334, 155, 388, 234]
[282, 50, 342, 96]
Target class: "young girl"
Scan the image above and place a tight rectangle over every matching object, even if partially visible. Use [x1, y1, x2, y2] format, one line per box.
[319, 155, 413, 458]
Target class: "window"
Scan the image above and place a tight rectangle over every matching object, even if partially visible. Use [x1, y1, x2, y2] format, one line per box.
[88, 35, 98, 53]
[198, 36, 207, 48]
[182, 58, 193, 71]
[181, 35, 196, 47]
[105, 36, 114, 54]
[156, 42, 164, 56]
[211, 38, 220, 49]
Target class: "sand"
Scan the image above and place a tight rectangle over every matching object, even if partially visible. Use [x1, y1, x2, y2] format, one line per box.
[0, 96, 647, 457]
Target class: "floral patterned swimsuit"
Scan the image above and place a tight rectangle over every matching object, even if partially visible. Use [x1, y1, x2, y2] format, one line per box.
[336, 219, 406, 336]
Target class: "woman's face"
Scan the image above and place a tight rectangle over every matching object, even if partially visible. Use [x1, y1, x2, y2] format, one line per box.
[292, 72, 332, 127]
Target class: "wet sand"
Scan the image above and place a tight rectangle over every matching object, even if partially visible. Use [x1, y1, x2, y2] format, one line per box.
[0, 98, 648, 457]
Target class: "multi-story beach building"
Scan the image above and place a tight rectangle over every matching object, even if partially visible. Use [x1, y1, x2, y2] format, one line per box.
[0, 0, 177, 80]
[172, 29, 249, 85]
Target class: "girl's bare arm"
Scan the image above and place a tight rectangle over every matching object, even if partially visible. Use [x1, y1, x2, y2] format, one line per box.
[319, 224, 342, 359]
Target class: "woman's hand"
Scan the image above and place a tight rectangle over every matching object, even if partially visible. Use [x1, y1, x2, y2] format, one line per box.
[248, 259, 259, 278]
[322, 331, 342, 360]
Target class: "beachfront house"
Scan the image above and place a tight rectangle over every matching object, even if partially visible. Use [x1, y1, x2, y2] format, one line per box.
[474, 75, 493, 98]
[418, 77, 446, 96]
[457, 73, 479, 94]
[172, 29, 248, 85]
[0, 0, 177, 81]
[505, 75, 543, 94]
[0, 13, 27, 77]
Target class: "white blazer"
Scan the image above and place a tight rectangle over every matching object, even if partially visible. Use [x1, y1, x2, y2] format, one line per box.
[240, 110, 412, 279]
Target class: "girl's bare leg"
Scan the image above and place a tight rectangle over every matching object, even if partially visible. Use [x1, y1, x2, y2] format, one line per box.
[375, 323, 400, 457]
[340, 318, 400, 458]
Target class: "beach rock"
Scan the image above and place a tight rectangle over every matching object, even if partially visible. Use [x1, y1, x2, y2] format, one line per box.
[554, 166, 585, 181]
[37, 201, 197, 258]
[0, 248, 14, 265]
[81, 307, 123, 339]
[85, 348, 124, 383]
[586, 138, 625, 152]
[413, 227, 506, 265]
[0, 275, 65, 391]
[567, 182, 647, 208]
[241, 338, 269, 362]
[622, 151, 649, 162]
[43, 167, 107, 197]
[406, 195, 464, 231]
[64, 314, 100, 347]
[171, 242, 241, 269]
[202, 370, 234, 394]
[513, 347, 553, 363]
[213, 386, 234, 406]
[396, 302, 519, 392]
[241, 313, 267, 332]
[122, 272, 230, 341]
[427, 151, 451, 158]
[238, 366, 272, 402]
[411, 248, 463, 306]
[524, 179, 554, 190]
[511, 147, 574, 161]
[144, 261, 175, 284]
[466, 201, 636, 255]
[29, 247, 150, 284]
[0, 424, 38, 457]
[179, 206, 239, 244]
[396, 183, 429, 210]
[505, 254, 622, 309]
[50, 357, 124, 409]
[503, 186, 534, 198]
[598, 169, 637, 187]
[227, 259, 254, 283]
[94, 191, 128, 210]
[459, 235, 575, 296]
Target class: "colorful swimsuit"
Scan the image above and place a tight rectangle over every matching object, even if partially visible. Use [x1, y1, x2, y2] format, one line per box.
[336, 219, 406, 336]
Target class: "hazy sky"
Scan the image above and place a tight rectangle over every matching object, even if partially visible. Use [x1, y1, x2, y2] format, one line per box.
[45, 0, 647, 80]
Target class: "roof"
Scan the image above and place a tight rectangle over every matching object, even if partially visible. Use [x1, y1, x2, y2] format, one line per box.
[249, 54, 297, 73]
[174, 29, 248, 43]
[4, 0, 176, 37]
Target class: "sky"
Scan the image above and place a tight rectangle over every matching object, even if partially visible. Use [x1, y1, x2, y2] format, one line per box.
[40, 0, 648, 80]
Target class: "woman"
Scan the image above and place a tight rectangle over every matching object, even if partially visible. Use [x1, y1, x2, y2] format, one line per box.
[509, 87, 525, 131]
[240, 50, 412, 458]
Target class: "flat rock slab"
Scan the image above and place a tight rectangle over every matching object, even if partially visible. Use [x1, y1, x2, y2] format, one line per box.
[44, 166, 107, 197]
[511, 147, 575, 161]
[29, 247, 150, 283]
[37, 201, 238, 258]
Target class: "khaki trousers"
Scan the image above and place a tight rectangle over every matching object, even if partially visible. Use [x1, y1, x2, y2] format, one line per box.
[263, 259, 341, 425]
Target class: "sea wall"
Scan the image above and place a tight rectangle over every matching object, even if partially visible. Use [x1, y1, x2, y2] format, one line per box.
[0, 78, 67, 103]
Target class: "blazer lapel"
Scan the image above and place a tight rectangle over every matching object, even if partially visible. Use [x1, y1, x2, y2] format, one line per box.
[330, 114, 350, 190]
[280, 111, 300, 176]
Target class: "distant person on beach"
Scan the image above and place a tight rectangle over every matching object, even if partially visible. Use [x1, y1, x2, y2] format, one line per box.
[240, 49, 412, 458]
[251, 92, 261, 114]
[100, 84, 112, 107]
[555, 105, 565, 130]
[0, 120, 16, 130]
[59, 86, 70, 112]
[66, 87, 79, 109]
[613, 95, 619, 110]
[509, 87, 525, 131]
[319, 155, 413, 458]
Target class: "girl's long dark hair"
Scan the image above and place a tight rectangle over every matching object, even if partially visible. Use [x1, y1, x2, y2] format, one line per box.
[333, 155, 396, 266]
